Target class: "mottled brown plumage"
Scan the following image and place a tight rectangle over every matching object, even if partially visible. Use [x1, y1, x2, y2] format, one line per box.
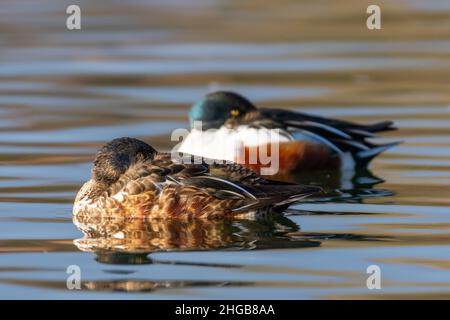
[74, 137, 321, 220]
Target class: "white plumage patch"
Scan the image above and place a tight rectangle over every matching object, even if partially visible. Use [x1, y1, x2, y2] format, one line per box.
[177, 126, 290, 162]
[177, 125, 358, 186]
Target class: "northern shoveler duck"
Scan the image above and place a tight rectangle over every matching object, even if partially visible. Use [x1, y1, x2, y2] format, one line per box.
[73, 137, 321, 219]
[177, 91, 399, 177]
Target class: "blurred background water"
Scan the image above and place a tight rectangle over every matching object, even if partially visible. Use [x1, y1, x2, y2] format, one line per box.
[0, 0, 450, 299]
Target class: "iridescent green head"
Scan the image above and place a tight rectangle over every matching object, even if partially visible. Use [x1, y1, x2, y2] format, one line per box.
[189, 91, 256, 130]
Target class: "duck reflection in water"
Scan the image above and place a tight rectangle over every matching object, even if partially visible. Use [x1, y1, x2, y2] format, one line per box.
[73, 213, 321, 256]
[287, 166, 395, 204]
[73, 210, 389, 293]
[73, 213, 322, 292]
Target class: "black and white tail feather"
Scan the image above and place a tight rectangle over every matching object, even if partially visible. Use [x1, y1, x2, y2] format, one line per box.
[259, 108, 400, 166]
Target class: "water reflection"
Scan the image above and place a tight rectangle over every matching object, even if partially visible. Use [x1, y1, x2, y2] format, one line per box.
[277, 166, 394, 203]
[82, 278, 250, 293]
[71, 212, 392, 293]
[73, 213, 319, 293]
[73, 214, 321, 258]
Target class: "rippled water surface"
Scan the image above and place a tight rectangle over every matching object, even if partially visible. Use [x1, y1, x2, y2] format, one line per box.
[1, 0, 450, 299]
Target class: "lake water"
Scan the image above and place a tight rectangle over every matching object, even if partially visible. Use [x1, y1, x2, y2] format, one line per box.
[1, 0, 450, 299]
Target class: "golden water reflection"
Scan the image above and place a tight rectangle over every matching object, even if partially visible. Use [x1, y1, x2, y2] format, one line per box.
[73, 214, 321, 255]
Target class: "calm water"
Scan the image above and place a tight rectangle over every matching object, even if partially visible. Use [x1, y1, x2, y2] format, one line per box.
[1, 0, 450, 299]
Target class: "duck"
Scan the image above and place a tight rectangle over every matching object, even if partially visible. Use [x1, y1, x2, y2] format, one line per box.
[177, 91, 400, 178]
[73, 137, 322, 220]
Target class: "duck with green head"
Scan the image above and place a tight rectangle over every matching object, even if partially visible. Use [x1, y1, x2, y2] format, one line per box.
[178, 91, 399, 180]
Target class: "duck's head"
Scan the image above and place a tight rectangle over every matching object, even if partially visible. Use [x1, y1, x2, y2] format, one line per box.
[74, 137, 158, 213]
[92, 137, 157, 186]
[189, 91, 257, 130]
